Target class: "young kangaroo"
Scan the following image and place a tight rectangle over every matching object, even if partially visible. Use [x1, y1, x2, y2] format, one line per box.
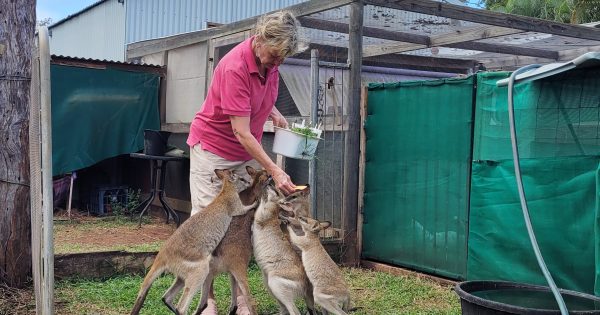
[281, 184, 311, 217]
[130, 169, 257, 315]
[252, 184, 316, 315]
[281, 213, 351, 315]
[196, 166, 270, 315]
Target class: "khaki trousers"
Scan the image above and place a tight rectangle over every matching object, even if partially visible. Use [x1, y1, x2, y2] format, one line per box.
[189, 144, 260, 215]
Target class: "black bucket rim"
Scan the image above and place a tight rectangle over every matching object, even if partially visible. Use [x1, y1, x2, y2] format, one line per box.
[144, 128, 171, 138]
[455, 280, 600, 315]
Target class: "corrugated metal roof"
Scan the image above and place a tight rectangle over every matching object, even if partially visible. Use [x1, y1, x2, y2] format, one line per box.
[51, 55, 164, 74]
[125, 0, 307, 44]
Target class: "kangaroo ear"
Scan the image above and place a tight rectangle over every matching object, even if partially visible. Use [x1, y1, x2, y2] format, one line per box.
[279, 202, 294, 213]
[320, 221, 331, 230]
[279, 206, 295, 218]
[214, 169, 227, 180]
[246, 165, 256, 176]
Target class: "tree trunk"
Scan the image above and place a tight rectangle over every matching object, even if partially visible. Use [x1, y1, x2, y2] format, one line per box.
[0, 0, 35, 287]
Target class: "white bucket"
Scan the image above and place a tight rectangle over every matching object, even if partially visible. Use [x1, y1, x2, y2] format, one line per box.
[272, 126, 321, 160]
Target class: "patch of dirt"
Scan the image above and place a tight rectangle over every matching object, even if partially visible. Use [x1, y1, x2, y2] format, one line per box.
[53, 209, 176, 249]
[0, 284, 36, 315]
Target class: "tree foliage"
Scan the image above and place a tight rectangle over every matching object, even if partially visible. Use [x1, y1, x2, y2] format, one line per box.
[479, 0, 600, 23]
[37, 18, 53, 27]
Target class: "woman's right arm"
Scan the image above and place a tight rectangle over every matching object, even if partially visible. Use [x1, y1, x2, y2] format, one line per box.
[230, 115, 295, 195]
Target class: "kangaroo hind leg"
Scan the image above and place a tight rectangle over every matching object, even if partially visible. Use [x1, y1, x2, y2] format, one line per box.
[177, 260, 210, 315]
[162, 277, 184, 314]
[193, 270, 216, 315]
[268, 276, 302, 315]
[314, 294, 349, 315]
[230, 267, 256, 315]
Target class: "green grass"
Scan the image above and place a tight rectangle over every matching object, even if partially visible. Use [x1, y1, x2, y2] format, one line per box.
[54, 263, 461, 315]
[50, 216, 461, 314]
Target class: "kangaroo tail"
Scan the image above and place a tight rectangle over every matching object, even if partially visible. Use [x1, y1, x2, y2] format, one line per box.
[130, 257, 166, 315]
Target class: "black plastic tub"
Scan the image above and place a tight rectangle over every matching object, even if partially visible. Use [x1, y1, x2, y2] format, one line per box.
[143, 129, 171, 156]
[455, 281, 600, 314]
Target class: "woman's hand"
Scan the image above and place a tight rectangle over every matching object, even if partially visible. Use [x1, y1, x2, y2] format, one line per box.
[271, 167, 295, 195]
[270, 107, 288, 129]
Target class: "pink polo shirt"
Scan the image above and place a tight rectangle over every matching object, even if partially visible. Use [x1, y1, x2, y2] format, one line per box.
[186, 36, 279, 161]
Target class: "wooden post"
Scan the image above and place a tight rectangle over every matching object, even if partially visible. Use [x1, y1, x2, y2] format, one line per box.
[309, 49, 319, 217]
[39, 26, 55, 315]
[0, 0, 34, 288]
[341, 0, 363, 266]
[67, 173, 75, 219]
[159, 51, 168, 127]
[357, 86, 368, 260]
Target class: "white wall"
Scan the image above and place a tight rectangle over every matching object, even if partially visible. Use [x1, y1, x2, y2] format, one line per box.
[49, 0, 126, 61]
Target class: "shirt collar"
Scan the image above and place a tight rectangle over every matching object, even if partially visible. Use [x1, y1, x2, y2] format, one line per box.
[243, 36, 260, 75]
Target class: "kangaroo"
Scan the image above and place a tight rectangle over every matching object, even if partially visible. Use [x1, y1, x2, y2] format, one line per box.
[281, 184, 311, 218]
[252, 184, 316, 315]
[196, 166, 271, 315]
[281, 213, 351, 315]
[130, 169, 257, 315]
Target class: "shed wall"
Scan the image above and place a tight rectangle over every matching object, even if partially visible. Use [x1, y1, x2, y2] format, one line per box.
[49, 0, 126, 61]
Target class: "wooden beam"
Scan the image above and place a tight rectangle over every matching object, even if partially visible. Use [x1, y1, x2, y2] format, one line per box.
[365, 0, 600, 41]
[362, 59, 472, 74]
[477, 55, 553, 70]
[363, 25, 522, 57]
[302, 17, 555, 60]
[55, 251, 157, 279]
[477, 45, 600, 69]
[162, 123, 190, 133]
[446, 41, 559, 59]
[298, 43, 477, 73]
[298, 16, 430, 45]
[364, 51, 478, 72]
[127, 0, 354, 58]
[557, 45, 600, 60]
[361, 260, 457, 286]
[304, 16, 581, 60]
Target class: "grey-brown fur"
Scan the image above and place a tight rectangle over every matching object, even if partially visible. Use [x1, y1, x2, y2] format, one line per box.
[283, 214, 351, 315]
[196, 166, 271, 315]
[252, 185, 315, 315]
[130, 169, 256, 315]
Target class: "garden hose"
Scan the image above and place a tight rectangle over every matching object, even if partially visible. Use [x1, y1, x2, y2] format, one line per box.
[507, 64, 568, 315]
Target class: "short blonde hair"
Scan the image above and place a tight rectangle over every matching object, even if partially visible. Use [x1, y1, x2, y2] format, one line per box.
[254, 10, 307, 58]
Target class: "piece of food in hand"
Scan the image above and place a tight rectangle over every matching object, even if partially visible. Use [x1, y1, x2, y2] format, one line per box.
[295, 185, 307, 190]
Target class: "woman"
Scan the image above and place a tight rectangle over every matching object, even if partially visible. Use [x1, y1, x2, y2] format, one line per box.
[186, 10, 305, 315]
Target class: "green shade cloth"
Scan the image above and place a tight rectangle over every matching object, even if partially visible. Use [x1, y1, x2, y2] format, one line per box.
[468, 71, 600, 295]
[362, 77, 475, 279]
[51, 65, 160, 175]
[473, 70, 600, 161]
[362, 69, 600, 294]
[468, 156, 598, 294]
